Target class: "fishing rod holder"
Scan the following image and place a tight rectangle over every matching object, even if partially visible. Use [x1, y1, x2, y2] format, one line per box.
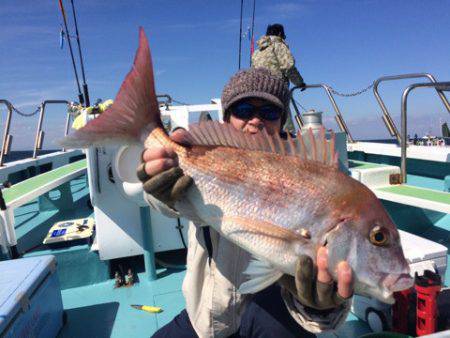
[33, 100, 71, 158]
[0, 100, 14, 167]
[400, 81, 450, 183]
[290, 84, 354, 143]
[373, 73, 450, 143]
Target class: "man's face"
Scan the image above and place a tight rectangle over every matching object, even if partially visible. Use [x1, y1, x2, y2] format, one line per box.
[229, 98, 282, 135]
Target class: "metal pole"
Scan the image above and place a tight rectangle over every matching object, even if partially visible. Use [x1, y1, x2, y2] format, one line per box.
[401, 88, 411, 183]
[33, 103, 45, 159]
[323, 85, 354, 143]
[58, 0, 84, 105]
[0, 100, 13, 167]
[33, 100, 70, 158]
[62, 111, 73, 152]
[400, 81, 450, 183]
[373, 73, 450, 143]
[290, 98, 304, 128]
[140, 207, 156, 281]
[290, 84, 355, 142]
[70, 0, 90, 107]
[238, 0, 243, 70]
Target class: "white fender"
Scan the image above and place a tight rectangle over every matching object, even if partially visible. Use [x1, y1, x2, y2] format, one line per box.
[112, 144, 147, 207]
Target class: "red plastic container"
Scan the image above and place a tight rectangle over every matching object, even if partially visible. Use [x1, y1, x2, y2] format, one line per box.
[392, 288, 413, 334]
[415, 271, 441, 336]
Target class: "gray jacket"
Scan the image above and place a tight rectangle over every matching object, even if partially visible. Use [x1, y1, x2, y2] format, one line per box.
[252, 35, 304, 87]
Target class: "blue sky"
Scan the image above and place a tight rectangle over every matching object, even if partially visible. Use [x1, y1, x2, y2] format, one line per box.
[1, 0, 449, 149]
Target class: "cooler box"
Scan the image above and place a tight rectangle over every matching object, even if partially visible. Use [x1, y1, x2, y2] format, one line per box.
[0, 255, 63, 338]
[400, 230, 448, 283]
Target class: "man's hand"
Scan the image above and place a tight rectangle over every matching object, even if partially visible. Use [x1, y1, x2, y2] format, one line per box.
[136, 129, 193, 207]
[299, 82, 307, 92]
[279, 247, 353, 311]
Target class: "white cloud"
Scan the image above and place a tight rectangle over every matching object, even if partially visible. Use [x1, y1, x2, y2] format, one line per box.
[261, 2, 308, 20]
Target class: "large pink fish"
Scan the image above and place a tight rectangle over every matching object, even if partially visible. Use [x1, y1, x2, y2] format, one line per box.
[63, 28, 413, 303]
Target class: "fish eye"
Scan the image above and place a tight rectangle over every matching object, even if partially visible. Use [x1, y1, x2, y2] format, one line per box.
[369, 226, 389, 246]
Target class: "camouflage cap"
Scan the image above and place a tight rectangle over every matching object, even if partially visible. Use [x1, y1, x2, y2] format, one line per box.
[221, 68, 290, 124]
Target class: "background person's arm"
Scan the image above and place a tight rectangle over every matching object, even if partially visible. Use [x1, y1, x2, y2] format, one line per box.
[274, 42, 305, 87]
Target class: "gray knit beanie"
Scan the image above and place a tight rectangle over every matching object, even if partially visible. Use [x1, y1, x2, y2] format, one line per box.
[221, 68, 290, 124]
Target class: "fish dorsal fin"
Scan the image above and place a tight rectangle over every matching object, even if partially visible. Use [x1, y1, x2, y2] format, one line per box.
[187, 121, 337, 166]
[239, 258, 283, 294]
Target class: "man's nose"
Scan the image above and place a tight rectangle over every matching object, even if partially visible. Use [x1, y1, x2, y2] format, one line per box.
[248, 116, 264, 126]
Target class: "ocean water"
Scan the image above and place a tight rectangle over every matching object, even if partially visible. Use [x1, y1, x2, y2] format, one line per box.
[2, 150, 59, 163]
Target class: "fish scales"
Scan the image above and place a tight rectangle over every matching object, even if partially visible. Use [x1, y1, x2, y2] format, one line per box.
[62, 28, 413, 303]
[172, 144, 353, 273]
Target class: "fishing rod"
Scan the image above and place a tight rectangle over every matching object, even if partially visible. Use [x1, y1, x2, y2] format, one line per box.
[70, 0, 90, 107]
[58, 0, 84, 106]
[238, 0, 244, 70]
[249, 0, 256, 66]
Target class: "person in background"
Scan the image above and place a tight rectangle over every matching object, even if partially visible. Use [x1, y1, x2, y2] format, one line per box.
[137, 68, 352, 338]
[252, 23, 306, 132]
[252, 24, 305, 89]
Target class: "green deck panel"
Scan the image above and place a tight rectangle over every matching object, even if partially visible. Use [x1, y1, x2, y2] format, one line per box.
[348, 159, 391, 170]
[378, 184, 450, 205]
[3, 159, 87, 204]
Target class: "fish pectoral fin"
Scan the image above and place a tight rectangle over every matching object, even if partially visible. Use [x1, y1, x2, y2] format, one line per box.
[239, 258, 283, 294]
[221, 216, 305, 242]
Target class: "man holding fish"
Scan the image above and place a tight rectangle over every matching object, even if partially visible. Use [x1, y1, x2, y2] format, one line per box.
[64, 28, 412, 338]
[138, 67, 353, 337]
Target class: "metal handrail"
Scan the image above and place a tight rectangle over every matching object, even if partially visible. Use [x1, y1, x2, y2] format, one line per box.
[0, 100, 14, 167]
[33, 100, 70, 158]
[290, 84, 354, 143]
[373, 73, 450, 143]
[400, 81, 450, 183]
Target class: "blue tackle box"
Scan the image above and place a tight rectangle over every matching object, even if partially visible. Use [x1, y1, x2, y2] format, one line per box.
[0, 255, 63, 338]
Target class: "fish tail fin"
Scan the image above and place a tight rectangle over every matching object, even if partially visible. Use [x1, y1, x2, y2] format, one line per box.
[61, 27, 166, 149]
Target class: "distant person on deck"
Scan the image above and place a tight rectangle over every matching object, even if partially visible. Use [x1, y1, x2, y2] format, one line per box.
[252, 24, 306, 89]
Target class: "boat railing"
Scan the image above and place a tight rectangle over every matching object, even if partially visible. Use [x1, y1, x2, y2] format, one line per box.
[33, 100, 71, 158]
[373, 73, 450, 143]
[401, 81, 450, 182]
[0, 100, 14, 167]
[290, 84, 355, 143]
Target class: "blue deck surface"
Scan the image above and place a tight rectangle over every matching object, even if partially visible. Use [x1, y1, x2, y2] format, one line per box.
[5, 160, 449, 337]
[59, 270, 186, 338]
[407, 174, 446, 191]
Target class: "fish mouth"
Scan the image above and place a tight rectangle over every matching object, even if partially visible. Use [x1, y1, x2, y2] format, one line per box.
[382, 273, 413, 292]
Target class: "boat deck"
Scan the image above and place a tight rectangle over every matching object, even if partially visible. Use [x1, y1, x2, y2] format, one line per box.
[348, 158, 450, 214]
[59, 270, 186, 338]
[2, 157, 449, 337]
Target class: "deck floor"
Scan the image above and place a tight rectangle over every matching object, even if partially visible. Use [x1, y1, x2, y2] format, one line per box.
[58, 269, 375, 338]
[6, 163, 449, 337]
[59, 270, 186, 338]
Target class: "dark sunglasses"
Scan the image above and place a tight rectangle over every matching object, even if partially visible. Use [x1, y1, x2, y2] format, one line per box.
[230, 102, 282, 121]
